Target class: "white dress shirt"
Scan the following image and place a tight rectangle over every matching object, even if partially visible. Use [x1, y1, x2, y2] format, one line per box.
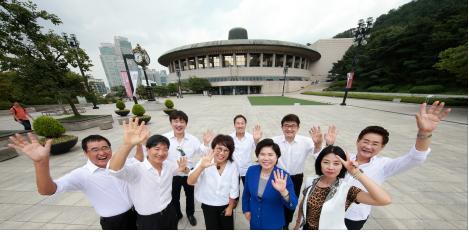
[191, 160, 240, 206]
[109, 158, 178, 216]
[345, 145, 431, 220]
[230, 131, 256, 176]
[272, 134, 316, 175]
[54, 159, 133, 217]
[163, 131, 208, 176]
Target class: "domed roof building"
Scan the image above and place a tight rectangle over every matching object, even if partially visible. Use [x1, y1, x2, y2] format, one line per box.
[158, 28, 352, 95]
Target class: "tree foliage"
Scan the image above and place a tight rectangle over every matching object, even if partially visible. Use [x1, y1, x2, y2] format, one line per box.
[328, 0, 467, 94]
[183, 76, 211, 93]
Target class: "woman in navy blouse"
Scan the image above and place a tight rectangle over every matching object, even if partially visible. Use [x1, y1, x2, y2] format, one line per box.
[242, 138, 298, 229]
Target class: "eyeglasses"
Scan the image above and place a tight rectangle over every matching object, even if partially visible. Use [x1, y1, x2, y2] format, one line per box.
[88, 146, 111, 153]
[176, 146, 186, 156]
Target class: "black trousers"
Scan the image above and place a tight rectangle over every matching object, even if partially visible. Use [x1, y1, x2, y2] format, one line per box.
[283, 173, 303, 227]
[201, 203, 234, 230]
[19, 120, 31, 130]
[100, 208, 137, 230]
[171, 176, 194, 217]
[136, 204, 178, 229]
[345, 218, 368, 230]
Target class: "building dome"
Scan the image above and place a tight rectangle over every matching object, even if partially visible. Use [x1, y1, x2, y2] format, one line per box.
[228, 27, 248, 40]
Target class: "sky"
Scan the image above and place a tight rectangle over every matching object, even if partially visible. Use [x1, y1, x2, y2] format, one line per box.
[33, 0, 413, 86]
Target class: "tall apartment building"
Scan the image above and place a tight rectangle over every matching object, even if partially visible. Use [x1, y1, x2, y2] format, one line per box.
[88, 77, 108, 96]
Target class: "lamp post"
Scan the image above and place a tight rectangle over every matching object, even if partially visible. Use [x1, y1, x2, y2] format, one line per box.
[175, 68, 183, 98]
[122, 54, 138, 104]
[281, 66, 289, 96]
[62, 33, 99, 109]
[340, 17, 373, 106]
[132, 44, 154, 101]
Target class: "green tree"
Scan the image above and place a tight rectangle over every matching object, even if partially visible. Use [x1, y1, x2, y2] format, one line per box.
[185, 76, 211, 93]
[111, 85, 126, 98]
[167, 83, 178, 95]
[434, 43, 468, 82]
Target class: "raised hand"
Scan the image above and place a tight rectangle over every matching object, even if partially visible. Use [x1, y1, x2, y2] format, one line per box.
[253, 124, 262, 142]
[202, 129, 214, 146]
[416, 101, 451, 133]
[324, 125, 337, 146]
[336, 152, 360, 174]
[271, 169, 288, 193]
[123, 117, 148, 146]
[8, 133, 51, 162]
[309, 126, 323, 145]
[200, 150, 215, 168]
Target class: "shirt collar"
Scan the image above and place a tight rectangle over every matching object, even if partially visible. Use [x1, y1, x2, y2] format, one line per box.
[231, 131, 247, 141]
[281, 135, 298, 144]
[169, 131, 188, 141]
[85, 159, 101, 173]
[143, 158, 155, 170]
[351, 153, 377, 165]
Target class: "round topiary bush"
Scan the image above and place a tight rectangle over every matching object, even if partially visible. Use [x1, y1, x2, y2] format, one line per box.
[116, 100, 125, 110]
[164, 99, 174, 109]
[132, 104, 146, 116]
[33, 116, 66, 138]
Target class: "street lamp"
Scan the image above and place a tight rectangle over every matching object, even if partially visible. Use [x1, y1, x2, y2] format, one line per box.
[62, 33, 99, 109]
[175, 68, 183, 98]
[340, 17, 373, 106]
[122, 54, 139, 104]
[281, 65, 289, 96]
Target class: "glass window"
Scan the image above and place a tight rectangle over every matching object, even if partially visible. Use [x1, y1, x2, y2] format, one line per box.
[249, 53, 260, 67]
[235, 53, 246, 67]
[294, 56, 300, 68]
[181, 59, 188, 71]
[197, 56, 206, 69]
[275, 54, 284, 67]
[222, 54, 234, 67]
[262, 53, 273, 67]
[188, 57, 196, 70]
[286, 55, 293, 68]
[208, 55, 220, 68]
[300, 57, 305, 69]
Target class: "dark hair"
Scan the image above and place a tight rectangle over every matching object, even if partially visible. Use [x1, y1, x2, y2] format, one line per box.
[281, 114, 300, 126]
[255, 138, 281, 159]
[146, 134, 170, 149]
[169, 110, 188, 123]
[315, 145, 347, 178]
[233, 114, 247, 124]
[358, 126, 389, 146]
[82, 135, 111, 151]
[211, 134, 235, 161]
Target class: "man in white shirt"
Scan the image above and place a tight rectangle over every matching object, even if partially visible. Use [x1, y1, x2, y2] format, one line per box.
[8, 133, 139, 230]
[272, 114, 335, 229]
[163, 110, 212, 226]
[344, 101, 451, 230]
[229, 114, 262, 185]
[108, 118, 189, 229]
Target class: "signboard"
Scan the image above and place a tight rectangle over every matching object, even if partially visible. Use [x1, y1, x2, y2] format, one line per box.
[346, 72, 354, 89]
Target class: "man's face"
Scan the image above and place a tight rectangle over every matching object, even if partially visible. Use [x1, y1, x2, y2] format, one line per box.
[281, 121, 299, 140]
[85, 140, 112, 168]
[171, 118, 187, 134]
[147, 143, 169, 166]
[234, 117, 246, 134]
[356, 133, 385, 161]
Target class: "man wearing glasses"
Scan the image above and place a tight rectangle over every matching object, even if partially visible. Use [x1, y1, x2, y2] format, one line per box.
[8, 134, 142, 229]
[272, 114, 335, 229]
[163, 110, 213, 226]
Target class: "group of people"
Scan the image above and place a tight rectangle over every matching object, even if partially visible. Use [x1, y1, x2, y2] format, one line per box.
[8, 101, 450, 230]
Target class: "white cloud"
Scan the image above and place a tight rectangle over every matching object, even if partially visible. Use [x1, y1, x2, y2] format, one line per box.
[33, 0, 412, 86]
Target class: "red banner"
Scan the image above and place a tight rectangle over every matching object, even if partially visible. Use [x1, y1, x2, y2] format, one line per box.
[346, 72, 354, 89]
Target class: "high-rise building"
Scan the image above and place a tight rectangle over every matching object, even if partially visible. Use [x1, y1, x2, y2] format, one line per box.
[88, 77, 108, 96]
[99, 36, 141, 89]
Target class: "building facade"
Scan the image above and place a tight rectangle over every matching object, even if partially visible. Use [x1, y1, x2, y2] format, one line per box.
[88, 77, 108, 96]
[158, 28, 351, 95]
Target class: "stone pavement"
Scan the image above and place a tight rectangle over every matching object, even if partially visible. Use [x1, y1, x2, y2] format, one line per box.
[0, 94, 466, 230]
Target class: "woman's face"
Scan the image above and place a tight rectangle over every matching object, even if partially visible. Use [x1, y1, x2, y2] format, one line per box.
[320, 153, 343, 178]
[258, 146, 278, 170]
[213, 144, 230, 164]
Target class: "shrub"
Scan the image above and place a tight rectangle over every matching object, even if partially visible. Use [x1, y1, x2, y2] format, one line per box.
[33, 116, 66, 138]
[409, 85, 445, 94]
[132, 104, 146, 116]
[116, 100, 125, 110]
[164, 99, 174, 109]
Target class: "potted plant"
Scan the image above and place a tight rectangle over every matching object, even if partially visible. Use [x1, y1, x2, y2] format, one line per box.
[132, 104, 151, 124]
[114, 100, 130, 116]
[33, 116, 78, 155]
[163, 99, 176, 116]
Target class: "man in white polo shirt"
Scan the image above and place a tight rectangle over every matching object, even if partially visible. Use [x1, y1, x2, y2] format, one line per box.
[108, 118, 189, 229]
[8, 133, 139, 229]
[344, 101, 451, 229]
[229, 114, 262, 185]
[163, 110, 212, 226]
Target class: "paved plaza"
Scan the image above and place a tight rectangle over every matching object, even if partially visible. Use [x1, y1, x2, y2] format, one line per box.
[0, 93, 467, 230]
